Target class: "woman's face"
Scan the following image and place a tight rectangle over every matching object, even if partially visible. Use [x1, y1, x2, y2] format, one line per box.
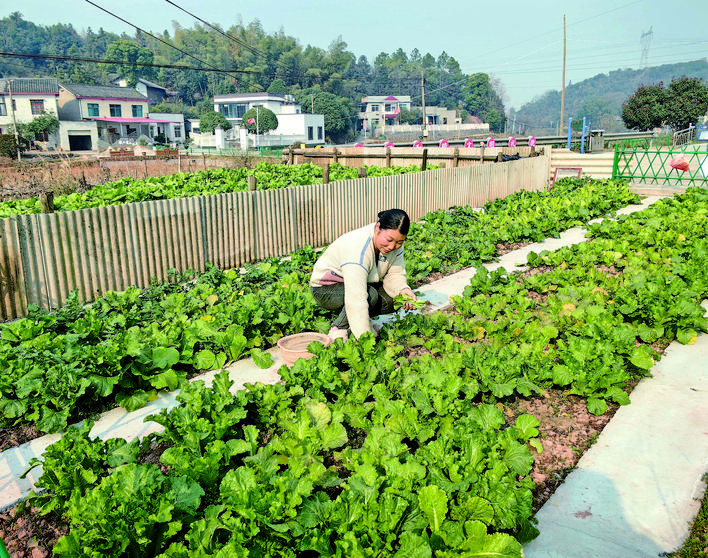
[374, 223, 406, 254]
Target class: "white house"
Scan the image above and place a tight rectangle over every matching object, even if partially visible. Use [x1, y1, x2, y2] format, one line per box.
[213, 92, 325, 147]
[358, 95, 412, 135]
[148, 113, 185, 145]
[0, 77, 61, 146]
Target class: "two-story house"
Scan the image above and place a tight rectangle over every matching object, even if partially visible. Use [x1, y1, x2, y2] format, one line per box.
[358, 95, 412, 136]
[0, 77, 61, 144]
[58, 83, 169, 148]
[213, 92, 325, 146]
[109, 76, 177, 104]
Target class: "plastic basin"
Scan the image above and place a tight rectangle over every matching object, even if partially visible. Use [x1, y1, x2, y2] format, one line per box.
[277, 332, 331, 366]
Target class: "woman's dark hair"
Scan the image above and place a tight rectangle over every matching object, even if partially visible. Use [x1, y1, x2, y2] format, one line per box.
[377, 208, 410, 235]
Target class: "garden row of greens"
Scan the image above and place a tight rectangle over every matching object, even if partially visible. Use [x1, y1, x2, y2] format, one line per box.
[24, 186, 708, 557]
[0, 178, 639, 435]
[0, 162, 430, 217]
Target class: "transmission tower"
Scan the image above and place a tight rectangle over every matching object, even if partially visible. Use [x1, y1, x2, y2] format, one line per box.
[640, 26, 653, 68]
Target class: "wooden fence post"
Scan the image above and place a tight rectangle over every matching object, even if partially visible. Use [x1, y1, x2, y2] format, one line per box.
[453, 147, 459, 168]
[385, 147, 391, 168]
[248, 176, 257, 191]
[143, 155, 148, 179]
[358, 166, 367, 178]
[40, 191, 54, 213]
[496, 152, 503, 163]
[480, 145, 485, 164]
[203, 153, 207, 170]
[288, 149, 294, 165]
[333, 148, 339, 164]
[323, 163, 330, 184]
[421, 148, 428, 171]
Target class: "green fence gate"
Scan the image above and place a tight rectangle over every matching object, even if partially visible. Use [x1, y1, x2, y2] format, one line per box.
[612, 145, 708, 188]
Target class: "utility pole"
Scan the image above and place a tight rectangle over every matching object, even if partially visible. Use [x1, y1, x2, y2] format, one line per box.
[560, 14, 566, 134]
[7, 79, 21, 161]
[421, 71, 428, 140]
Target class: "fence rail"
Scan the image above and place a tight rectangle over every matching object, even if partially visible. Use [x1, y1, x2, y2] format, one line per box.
[285, 145, 545, 169]
[612, 144, 708, 188]
[0, 156, 550, 321]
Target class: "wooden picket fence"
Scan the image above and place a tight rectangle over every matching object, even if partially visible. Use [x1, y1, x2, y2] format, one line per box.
[0, 154, 550, 321]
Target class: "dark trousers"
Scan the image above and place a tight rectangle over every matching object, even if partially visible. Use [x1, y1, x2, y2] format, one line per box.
[311, 282, 395, 330]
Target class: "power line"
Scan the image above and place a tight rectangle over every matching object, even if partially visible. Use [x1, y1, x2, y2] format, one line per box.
[163, 0, 264, 58]
[0, 51, 286, 77]
[84, 0, 241, 81]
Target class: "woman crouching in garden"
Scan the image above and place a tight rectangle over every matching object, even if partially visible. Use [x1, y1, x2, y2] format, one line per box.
[310, 208, 418, 342]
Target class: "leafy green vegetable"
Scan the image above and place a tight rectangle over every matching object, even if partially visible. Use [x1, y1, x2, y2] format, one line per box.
[394, 293, 425, 310]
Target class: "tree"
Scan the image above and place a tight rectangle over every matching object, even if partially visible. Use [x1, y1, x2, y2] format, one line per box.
[104, 39, 155, 87]
[292, 87, 356, 143]
[0, 134, 19, 159]
[462, 73, 507, 132]
[12, 111, 60, 146]
[398, 107, 422, 125]
[198, 110, 232, 134]
[621, 84, 668, 130]
[26, 111, 60, 137]
[242, 107, 278, 135]
[664, 76, 708, 131]
[622, 77, 708, 131]
[267, 78, 289, 94]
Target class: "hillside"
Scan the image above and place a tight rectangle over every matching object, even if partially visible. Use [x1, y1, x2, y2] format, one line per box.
[513, 59, 708, 134]
[0, 12, 506, 141]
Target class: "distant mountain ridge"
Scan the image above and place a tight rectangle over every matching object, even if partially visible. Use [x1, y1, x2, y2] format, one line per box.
[514, 59, 708, 134]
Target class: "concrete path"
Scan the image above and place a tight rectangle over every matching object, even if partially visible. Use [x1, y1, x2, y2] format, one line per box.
[524, 304, 708, 557]
[2, 194, 706, 557]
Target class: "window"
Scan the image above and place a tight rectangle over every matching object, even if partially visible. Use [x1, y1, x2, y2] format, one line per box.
[132, 105, 143, 117]
[0, 98, 6, 116]
[174, 125, 181, 138]
[109, 104, 122, 117]
[370, 104, 379, 112]
[219, 103, 247, 119]
[30, 99, 44, 115]
[317, 126, 323, 140]
[307, 126, 314, 140]
[87, 103, 99, 117]
[385, 104, 392, 112]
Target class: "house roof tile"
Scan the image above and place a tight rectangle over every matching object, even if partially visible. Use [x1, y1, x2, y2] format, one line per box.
[0, 77, 59, 94]
[60, 82, 148, 100]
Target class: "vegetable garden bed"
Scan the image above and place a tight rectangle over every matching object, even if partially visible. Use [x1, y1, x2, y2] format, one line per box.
[6, 178, 706, 557]
[0, 162, 431, 217]
[0, 178, 639, 439]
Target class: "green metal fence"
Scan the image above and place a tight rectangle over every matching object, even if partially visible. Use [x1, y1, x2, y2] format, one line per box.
[612, 144, 708, 188]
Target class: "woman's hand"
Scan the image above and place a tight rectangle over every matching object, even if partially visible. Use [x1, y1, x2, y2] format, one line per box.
[400, 288, 418, 311]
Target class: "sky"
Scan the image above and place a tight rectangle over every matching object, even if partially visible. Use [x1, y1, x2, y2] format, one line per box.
[5, 0, 708, 109]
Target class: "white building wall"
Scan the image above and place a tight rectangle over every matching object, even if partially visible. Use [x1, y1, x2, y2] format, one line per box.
[0, 94, 59, 131]
[58, 120, 99, 151]
[269, 113, 325, 143]
[149, 113, 186, 144]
